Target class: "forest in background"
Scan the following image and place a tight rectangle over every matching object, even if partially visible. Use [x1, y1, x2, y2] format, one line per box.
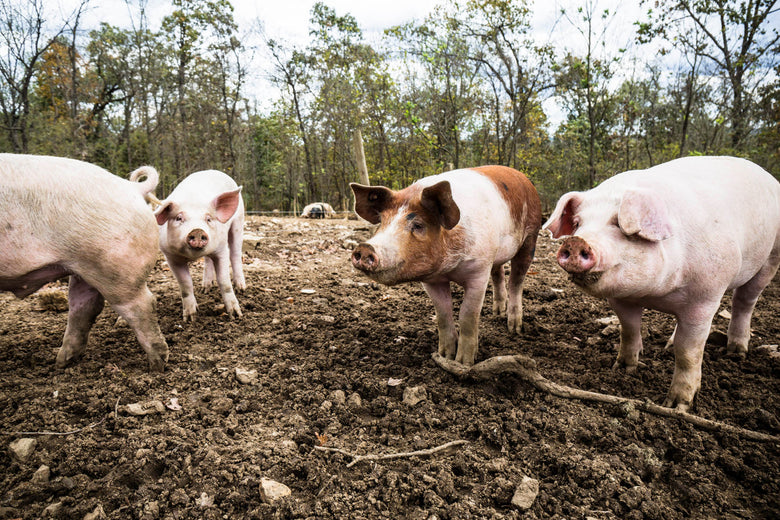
[0, 0, 778, 213]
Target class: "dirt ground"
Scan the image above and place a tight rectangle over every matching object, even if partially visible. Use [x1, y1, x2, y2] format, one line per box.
[1, 215, 778, 519]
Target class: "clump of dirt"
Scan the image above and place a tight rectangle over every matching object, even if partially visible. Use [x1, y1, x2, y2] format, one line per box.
[1, 216, 778, 519]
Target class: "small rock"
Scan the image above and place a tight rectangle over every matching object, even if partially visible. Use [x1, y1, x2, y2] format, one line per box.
[9, 438, 37, 463]
[347, 392, 363, 408]
[42, 502, 63, 517]
[210, 397, 234, 415]
[235, 368, 258, 385]
[197, 492, 213, 508]
[84, 504, 107, 520]
[343, 238, 358, 249]
[259, 477, 291, 504]
[601, 324, 620, 337]
[330, 390, 346, 405]
[403, 386, 428, 406]
[596, 315, 619, 326]
[31, 465, 50, 484]
[511, 476, 539, 510]
[124, 400, 165, 416]
[320, 400, 333, 412]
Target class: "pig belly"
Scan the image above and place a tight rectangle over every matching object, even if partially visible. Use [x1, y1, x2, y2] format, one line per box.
[0, 264, 70, 298]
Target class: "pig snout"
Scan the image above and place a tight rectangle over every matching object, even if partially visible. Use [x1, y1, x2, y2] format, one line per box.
[557, 236, 596, 274]
[187, 229, 209, 250]
[352, 243, 379, 272]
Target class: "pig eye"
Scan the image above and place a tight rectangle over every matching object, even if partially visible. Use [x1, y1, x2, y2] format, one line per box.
[175, 214, 183, 222]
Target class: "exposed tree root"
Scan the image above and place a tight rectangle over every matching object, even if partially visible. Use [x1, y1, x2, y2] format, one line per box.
[432, 352, 780, 443]
[314, 439, 469, 468]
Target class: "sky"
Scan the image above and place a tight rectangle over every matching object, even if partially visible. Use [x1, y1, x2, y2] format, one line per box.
[55, 0, 648, 126]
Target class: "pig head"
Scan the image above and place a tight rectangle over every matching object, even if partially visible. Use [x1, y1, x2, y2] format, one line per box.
[155, 170, 246, 321]
[0, 154, 168, 371]
[543, 156, 780, 411]
[351, 166, 542, 366]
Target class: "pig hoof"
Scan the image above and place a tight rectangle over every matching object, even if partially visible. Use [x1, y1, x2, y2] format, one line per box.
[612, 360, 644, 373]
[148, 357, 166, 372]
[725, 342, 748, 359]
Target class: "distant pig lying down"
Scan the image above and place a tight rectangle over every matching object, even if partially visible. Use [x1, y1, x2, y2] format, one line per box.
[544, 155, 780, 411]
[153, 170, 245, 321]
[350, 165, 542, 366]
[0, 154, 169, 371]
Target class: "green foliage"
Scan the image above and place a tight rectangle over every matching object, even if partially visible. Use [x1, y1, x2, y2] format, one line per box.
[0, 0, 777, 213]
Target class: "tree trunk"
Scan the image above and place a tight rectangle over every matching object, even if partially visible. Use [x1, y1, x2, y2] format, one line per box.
[353, 128, 370, 185]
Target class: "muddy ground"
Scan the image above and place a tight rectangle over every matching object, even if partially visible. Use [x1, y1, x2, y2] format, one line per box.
[0, 215, 778, 519]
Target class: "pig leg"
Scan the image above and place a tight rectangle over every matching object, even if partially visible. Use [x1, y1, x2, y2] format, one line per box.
[455, 272, 491, 366]
[167, 257, 199, 321]
[110, 287, 169, 372]
[210, 251, 242, 319]
[228, 217, 246, 291]
[727, 253, 780, 356]
[491, 265, 507, 317]
[55, 275, 105, 368]
[423, 281, 457, 360]
[202, 257, 216, 288]
[609, 298, 644, 373]
[664, 303, 720, 411]
[507, 236, 537, 334]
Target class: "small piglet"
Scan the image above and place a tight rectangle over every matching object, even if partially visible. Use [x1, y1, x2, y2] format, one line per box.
[154, 170, 245, 321]
[351, 166, 542, 366]
[544, 156, 780, 411]
[0, 154, 168, 370]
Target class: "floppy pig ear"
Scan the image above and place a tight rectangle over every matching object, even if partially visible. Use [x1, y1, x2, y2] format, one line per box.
[213, 187, 242, 223]
[154, 200, 177, 226]
[350, 183, 394, 224]
[618, 189, 672, 241]
[543, 192, 582, 238]
[421, 180, 460, 230]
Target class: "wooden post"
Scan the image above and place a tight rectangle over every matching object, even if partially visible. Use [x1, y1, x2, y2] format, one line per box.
[353, 128, 370, 186]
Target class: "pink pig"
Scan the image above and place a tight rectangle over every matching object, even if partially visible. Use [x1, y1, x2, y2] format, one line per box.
[0, 154, 168, 370]
[154, 170, 245, 321]
[351, 166, 542, 366]
[544, 156, 780, 411]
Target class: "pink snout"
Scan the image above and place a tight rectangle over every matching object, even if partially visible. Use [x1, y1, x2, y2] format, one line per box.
[352, 243, 379, 272]
[557, 236, 596, 273]
[187, 228, 209, 250]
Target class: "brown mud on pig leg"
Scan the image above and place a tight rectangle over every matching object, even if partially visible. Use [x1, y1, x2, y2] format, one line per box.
[506, 236, 537, 334]
[663, 312, 715, 412]
[490, 264, 508, 317]
[211, 251, 242, 318]
[55, 275, 105, 368]
[423, 281, 458, 360]
[609, 298, 644, 373]
[727, 251, 780, 356]
[228, 209, 246, 291]
[111, 287, 168, 372]
[455, 273, 490, 366]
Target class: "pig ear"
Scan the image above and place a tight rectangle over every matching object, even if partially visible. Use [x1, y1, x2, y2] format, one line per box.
[618, 189, 672, 241]
[543, 192, 582, 238]
[421, 180, 460, 230]
[212, 187, 242, 223]
[351, 183, 393, 224]
[154, 200, 178, 226]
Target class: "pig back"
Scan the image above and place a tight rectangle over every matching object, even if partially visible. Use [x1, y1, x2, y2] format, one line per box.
[0, 154, 159, 279]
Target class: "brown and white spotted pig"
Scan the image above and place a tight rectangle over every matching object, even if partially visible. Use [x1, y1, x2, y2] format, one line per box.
[350, 166, 541, 366]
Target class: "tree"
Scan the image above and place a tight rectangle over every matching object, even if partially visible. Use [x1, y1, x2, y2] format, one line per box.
[637, 0, 780, 149]
[0, 0, 86, 152]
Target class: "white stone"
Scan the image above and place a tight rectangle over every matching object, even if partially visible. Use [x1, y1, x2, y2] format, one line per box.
[9, 438, 37, 463]
[259, 477, 291, 503]
[31, 465, 50, 484]
[403, 386, 428, 406]
[235, 368, 258, 385]
[511, 476, 539, 510]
